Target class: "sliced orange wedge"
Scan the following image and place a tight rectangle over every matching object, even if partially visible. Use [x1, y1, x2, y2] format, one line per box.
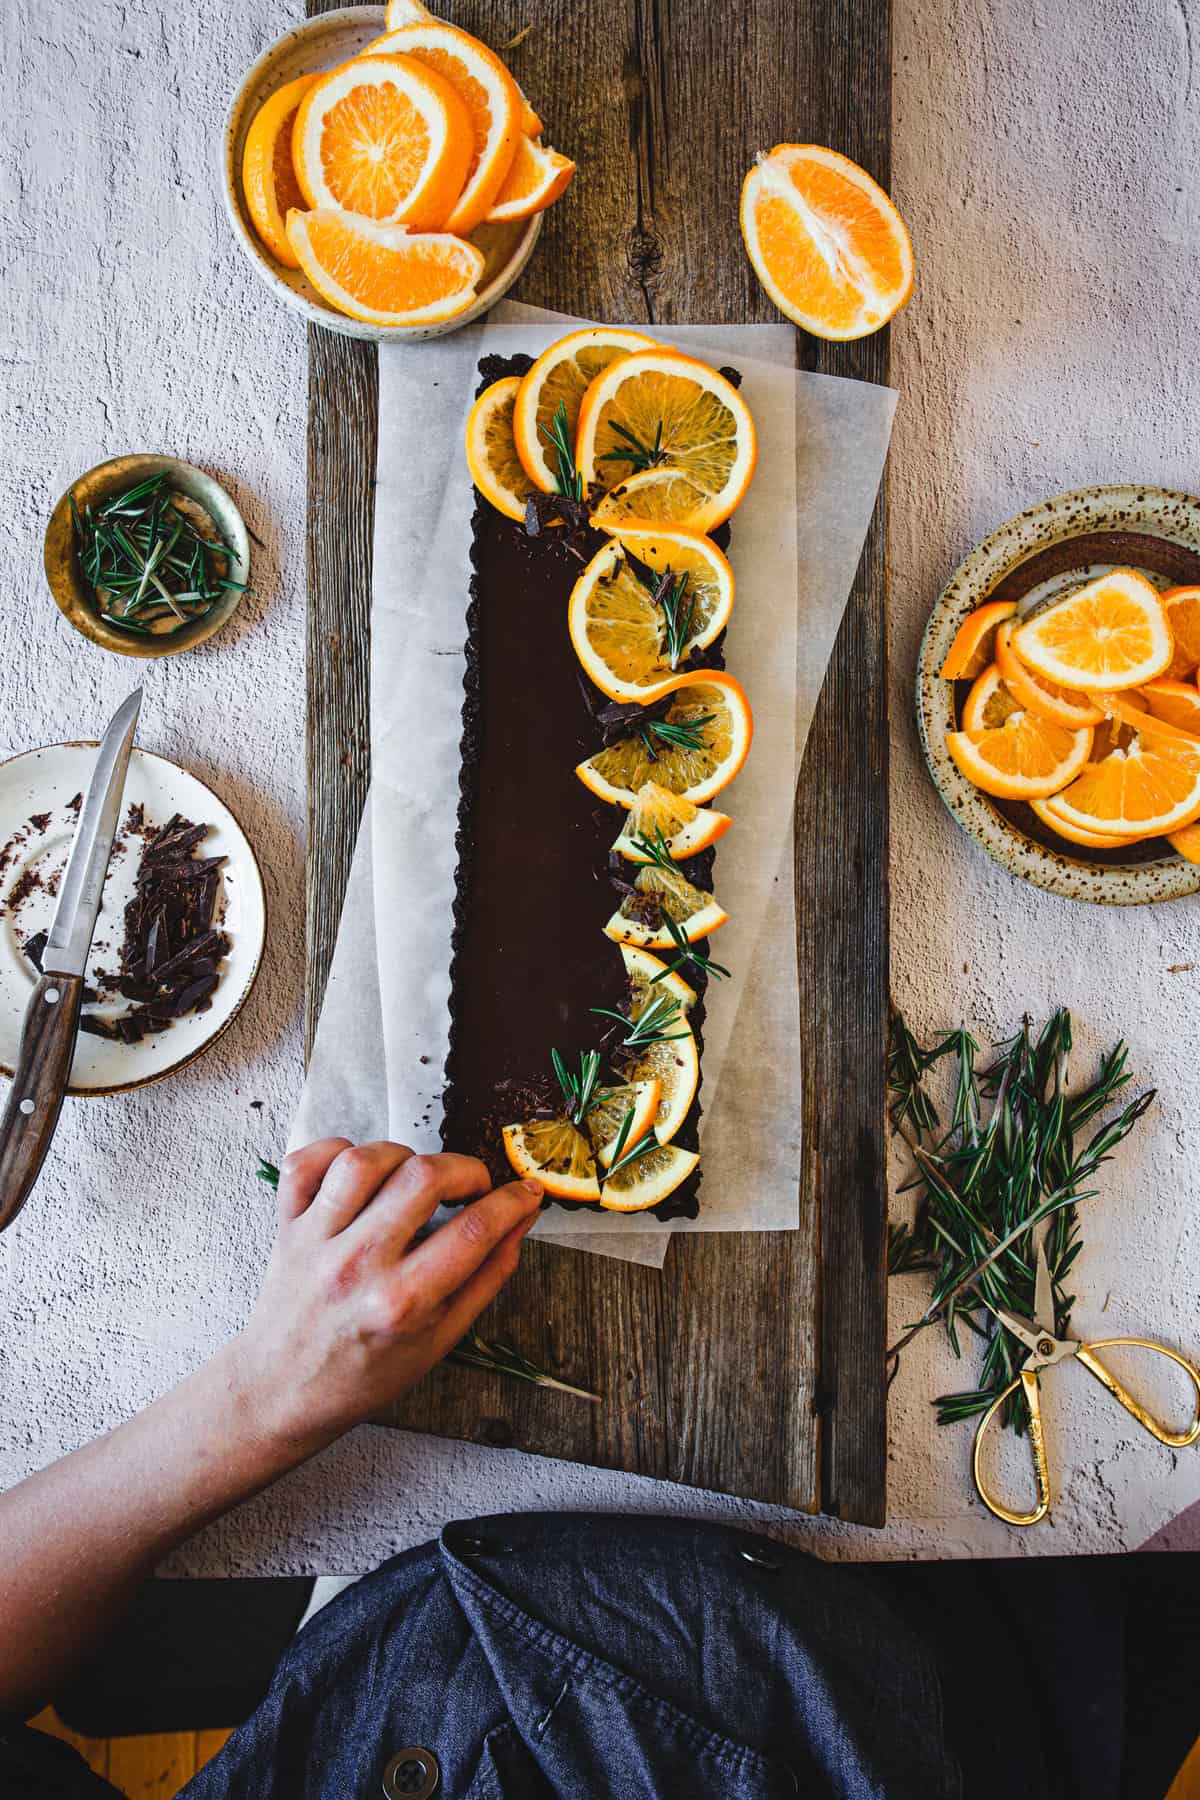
[612, 781, 731, 862]
[604, 863, 729, 951]
[1095, 686, 1200, 747]
[993, 620, 1103, 727]
[577, 671, 753, 807]
[1168, 821, 1200, 862]
[568, 525, 734, 702]
[576, 351, 757, 532]
[293, 55, 473, 227]
[1142, 677, 1200, 735]
[513, 327, 657, 493]
[598, 1142, 699, 1212]
[486, 133, 575, 221]
[1044, 734, 1200, 837]
[948, 667, 1094, 799]
[465, 376, 538, 521]
[1162, 587, 1200, 678]
[939, 598, 1017, 681]
[1028, 798, 1142, 849]
[365, 23, 523, 233]
[739, 144, 914, 341]
[241, 74, 319, 268]
[1011, 571, 1172, 692]
[286, 210, 484, 327]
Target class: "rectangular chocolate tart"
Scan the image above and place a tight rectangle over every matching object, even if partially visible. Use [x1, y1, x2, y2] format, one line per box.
[442, 352, 731, 1220]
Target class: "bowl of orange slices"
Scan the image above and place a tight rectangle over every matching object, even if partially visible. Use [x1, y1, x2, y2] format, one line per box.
[918, 484, 1200, 904]
[223, 3, 575, 338]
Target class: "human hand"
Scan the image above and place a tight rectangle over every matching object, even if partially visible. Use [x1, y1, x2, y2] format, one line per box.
[230, 1140, 543, 1452]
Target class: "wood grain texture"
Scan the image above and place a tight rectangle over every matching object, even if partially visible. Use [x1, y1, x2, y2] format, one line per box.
[306, 0, 890, 1521]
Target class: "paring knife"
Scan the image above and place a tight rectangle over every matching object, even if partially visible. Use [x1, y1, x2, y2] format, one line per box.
[0, 689, 142, 1234]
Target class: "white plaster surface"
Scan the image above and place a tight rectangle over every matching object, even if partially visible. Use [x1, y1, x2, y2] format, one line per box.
[2, 0, 1198, 1575]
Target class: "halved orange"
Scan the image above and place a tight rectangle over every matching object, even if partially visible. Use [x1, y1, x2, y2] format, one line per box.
[1044, 734, 1200, 838]
[604, 863, 729, 950]
[577, 671, 753, 807]
[739, 144, 913, 341]
[465, 376, 538, 521]
[486, 133, 575, 221]
[513, 327, 657, 494]
[1011, 571, 1173, 692]
[993, 620, 1103, 727]
[568, 524, 734, 701]
[948, 667, 1094, 799]
[286, 209, 484, 327]
[241, 74, 319, 268]
[939, 599, 1017, 681]
[1028, 798, 1142, 849]
[1158, 587, 1200, 678]
[576, 351, 757, 532]
[1096, 684, 1200, 747]
[293, 54, 473, 228]
[612, 780, 731, 862]
[365, 23, 523, 233]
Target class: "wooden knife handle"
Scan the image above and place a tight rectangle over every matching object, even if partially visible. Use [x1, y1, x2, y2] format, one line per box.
[0, 973, 84, 1234]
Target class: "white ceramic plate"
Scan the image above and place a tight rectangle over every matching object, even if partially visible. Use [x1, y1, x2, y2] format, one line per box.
[0, 746, 266, 1093]
[221, 7, 542, 342]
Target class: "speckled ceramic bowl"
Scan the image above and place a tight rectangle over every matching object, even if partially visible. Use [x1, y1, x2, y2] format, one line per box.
[221, 7, 542, 342]
[917, 484, 1200, 905]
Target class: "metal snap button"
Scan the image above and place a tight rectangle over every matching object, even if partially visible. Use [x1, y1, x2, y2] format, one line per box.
[738, 1546, 782, 1570]
[382, 1747, 440, 1798]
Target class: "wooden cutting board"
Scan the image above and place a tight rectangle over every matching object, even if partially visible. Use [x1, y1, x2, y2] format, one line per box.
[305, 0, 890, 1524]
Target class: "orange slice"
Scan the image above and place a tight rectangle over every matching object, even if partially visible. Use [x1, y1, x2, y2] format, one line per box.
[939, 598, 1017, 681]
[1168, 821, 1200, 862]
[616, 944, 698, 1145]
[612, 781, 731, 862]
[503, 1118, 599, 1200]
[577, 671, 753, 807]
[576, 351, 757, 532]
[993, 620, 1104, 727]
[568, 525, 734, 701]
[465, 376, 538, 521]
[486, 133, 575, 221]
[365, 23, 522, 233]
[584, 1078, 662, 1168]
[598, 1141, 699, 1212]
[1010, 571, 1172, 692]
[948, 668, 1094, 799]
[590, 470, 722, 531]
[241, 74, 319, 268]
[739, 144, 913, 341]
[513, 327, 657, 493]
[1044, 734, 1200, 837]
[1141, 677, 1200, 736]
[1095, 685, 1200, 747]
[384, 0, 435, 20]
[604, 863, 729, 950]
[1158, 587, 1200, 678]
[293, 55, 473, 228]
[1028, 798, 1142, 849]
[286, 209, 483, 327]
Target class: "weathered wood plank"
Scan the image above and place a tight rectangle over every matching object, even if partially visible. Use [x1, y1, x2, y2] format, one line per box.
[306, 0, 890, 1521]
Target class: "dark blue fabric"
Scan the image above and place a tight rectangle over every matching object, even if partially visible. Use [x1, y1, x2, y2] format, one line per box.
[178, 1512, 961, 1798]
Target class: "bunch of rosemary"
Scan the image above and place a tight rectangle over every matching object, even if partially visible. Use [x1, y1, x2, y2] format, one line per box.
[886, 1008, 1154, 1431]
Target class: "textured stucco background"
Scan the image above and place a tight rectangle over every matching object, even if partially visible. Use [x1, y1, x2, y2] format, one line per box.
[1, 0, 1198, 1573]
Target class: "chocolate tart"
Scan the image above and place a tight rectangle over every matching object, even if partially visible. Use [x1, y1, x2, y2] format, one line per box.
[442, 353, 735, 1219]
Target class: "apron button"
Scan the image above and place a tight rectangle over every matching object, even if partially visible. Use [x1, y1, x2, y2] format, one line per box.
[382, 1747, 440, 1798]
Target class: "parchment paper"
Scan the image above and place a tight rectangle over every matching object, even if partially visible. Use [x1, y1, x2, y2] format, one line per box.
[295, 302, 895, 1261]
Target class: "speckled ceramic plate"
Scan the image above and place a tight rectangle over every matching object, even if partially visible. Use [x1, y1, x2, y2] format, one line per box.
[917, 484, 1200, 904]
[0, 746, 265, 1094]
[221, 7, 542, 342]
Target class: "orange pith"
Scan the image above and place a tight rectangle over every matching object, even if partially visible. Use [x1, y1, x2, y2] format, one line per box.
[939, 599, 1017, 681]
[286, 210, 483, 326]
[739, 144, 914, 341]
[993, 620, 1103, 727]
[241, 74, 318, 268]
[486, 133, 575, 221]
[1010, 570, 1173, 691]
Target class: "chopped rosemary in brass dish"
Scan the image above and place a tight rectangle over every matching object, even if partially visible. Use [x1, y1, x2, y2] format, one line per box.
[71, 471, 248, 638]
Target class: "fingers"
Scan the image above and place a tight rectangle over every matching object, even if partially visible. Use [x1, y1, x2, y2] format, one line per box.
[433, 1211, 540, 1357]
[276, 1139, 352, 1220]
[352, 1151, 497, 1243]
[304, 1142, 415, 1237]
[402, 1176, 543, 1302]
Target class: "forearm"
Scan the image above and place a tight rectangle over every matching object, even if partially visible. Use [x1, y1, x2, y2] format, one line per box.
[0, 1337, 324, 1721]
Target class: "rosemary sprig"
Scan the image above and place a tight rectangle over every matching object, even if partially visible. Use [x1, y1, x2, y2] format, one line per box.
[72, 471, 247, 635]
[628, 554, 697, 669]
[637, 711, 716, 760]
[601, 1107, 661, 1182]
[627, 824, 678, 874]
[598, 418, 666, 473]
[591, 990, 689, 1047]
[540, 399, 584, 500]
[254, 1162, 597, 1402]
[885, 1009, 1154, 1432]
[650, 908, 731, 983]
[552, 1047, 602, 1124]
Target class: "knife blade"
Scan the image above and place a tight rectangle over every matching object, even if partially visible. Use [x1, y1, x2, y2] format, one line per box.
[0, 689, 142, 1233]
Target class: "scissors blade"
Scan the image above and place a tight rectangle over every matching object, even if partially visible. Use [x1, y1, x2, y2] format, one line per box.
[43, 689, 142, 978]
[983, 1299, 1046, 1358]
[1034, 1242, 1055, 1334]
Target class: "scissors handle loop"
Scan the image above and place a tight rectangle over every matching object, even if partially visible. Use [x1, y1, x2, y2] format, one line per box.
[972, 1367, 1052, 1527]
[1076, 1338, 1200, 1449]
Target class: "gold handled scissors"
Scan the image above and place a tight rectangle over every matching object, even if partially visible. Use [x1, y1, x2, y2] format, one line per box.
[972, 1245, 1200, 1526]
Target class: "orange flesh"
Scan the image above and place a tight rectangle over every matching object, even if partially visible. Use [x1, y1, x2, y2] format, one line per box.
[319, 82, 432, 218]
[751, 158, 907, 332]
[303, 215, 473, 309]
